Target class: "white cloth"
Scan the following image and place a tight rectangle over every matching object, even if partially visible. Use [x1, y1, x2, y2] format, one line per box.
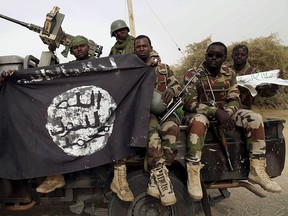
[236, 69, 288, 96]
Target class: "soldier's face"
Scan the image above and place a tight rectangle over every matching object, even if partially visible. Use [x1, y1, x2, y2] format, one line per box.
[71, 44, 89, 61]
[115, 28, 129, 41]
[233, 48, 248, 65]
[205, 45, 226, 70]
[134, 38, 152, 63]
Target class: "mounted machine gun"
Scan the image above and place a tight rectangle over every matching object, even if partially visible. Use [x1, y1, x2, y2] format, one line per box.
[0, 6, 103, 67]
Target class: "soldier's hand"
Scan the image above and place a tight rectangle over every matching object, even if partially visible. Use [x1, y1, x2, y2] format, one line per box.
[0, 70, 15, 84]
[161, 89, 174, 105]
[146, 57, 159, 67]
[256, 84, 279, 97]
[215, 109, 234, 131]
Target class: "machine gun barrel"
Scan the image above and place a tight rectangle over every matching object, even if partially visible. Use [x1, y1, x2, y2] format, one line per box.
[0, 6, 103, 58]
[0, 14, 43, 33]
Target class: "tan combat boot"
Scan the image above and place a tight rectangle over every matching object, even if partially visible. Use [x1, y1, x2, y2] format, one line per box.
[151, 165, 177, 206]
[147, 172, 160, 199]
[187, 162, 203, 200]
[248, 158, 281, 193]
[36, 175, 66, 193]
[110, 164, 134, 202]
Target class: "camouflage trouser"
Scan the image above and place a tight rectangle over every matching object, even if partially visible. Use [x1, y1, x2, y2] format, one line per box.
[186, 109, 266, 162]
[146, 114, 179, 168]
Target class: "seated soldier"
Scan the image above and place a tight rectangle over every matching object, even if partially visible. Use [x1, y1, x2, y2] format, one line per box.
[183, 42, 281, 201]
[134, 35, 182, 206]
[230, 44, 279, 109]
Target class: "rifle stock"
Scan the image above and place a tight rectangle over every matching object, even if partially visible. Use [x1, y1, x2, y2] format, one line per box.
[217, 126, 234, 171]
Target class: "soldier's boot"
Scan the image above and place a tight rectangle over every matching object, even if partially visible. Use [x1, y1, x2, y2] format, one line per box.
[147, 171, 160, 199]
[248, 158, 281, 193]
[110, 164, 134, 202]
[187, 162, 203, 200]
[151, 165, 177, 206]
[36, 175, 66, 193]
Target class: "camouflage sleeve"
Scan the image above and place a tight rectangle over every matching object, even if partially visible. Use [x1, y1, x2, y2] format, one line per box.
[150, 50, 161, 63]
[183, 70, 217, 117]
[224, 71, 241, 116]
[166, 65, 182, 95]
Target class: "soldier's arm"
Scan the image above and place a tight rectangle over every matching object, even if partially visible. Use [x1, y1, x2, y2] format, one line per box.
[166, 65, 182, 96]
[225, 71, 242, 116]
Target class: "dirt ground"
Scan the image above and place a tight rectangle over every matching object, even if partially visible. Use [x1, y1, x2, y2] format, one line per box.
[196, 108, 288, 216]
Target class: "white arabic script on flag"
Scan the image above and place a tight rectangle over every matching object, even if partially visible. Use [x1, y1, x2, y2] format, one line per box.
[236, 69, 288, 96]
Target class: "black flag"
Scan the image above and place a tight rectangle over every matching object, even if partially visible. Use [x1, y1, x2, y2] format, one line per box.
[0, 54, 155, 179]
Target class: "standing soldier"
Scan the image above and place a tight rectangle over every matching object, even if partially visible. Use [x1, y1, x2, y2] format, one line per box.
[183, 42, 281, 200]
[109, 19, 160, 66]
[109, 19, 134, 55]
[134, 34, 182, 206]
[36, 35, 94, 194]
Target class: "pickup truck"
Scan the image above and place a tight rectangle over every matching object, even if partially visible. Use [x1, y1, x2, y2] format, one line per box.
[0, 55, 285, 216]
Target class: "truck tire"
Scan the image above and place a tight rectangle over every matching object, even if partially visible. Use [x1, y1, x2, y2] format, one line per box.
[108, 170, 194, 216]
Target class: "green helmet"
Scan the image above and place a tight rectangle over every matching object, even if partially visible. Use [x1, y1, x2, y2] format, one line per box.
[110, 19, 130, 37]
[150, 90, 168, 115]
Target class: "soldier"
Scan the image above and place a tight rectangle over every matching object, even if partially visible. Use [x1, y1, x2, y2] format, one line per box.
[183, 42, 281, 200]
[36, 35, 93, 194]
[231, 44, 279, 109]
[134, 35, 182, 206]
[61, 35, 95, 61]
[108, 20, 160, 202]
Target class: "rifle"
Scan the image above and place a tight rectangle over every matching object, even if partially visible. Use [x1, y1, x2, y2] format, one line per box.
[0, 6, 103, 58]
[215, 125, 234, 171]
[159, 72, 199, 124]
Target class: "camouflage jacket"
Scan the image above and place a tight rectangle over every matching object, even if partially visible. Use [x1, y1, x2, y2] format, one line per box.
[231, 62, 260, 76]
[230, 62, 260, 109]
[183, 63, 241, 118]
[155, 63, 182, 95]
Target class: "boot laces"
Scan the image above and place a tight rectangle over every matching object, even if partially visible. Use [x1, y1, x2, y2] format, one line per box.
[44, 176, 57, 185]
[117, 166, 128, 190]
[154, 167, 170, 194]
[187, 163, 203, 187]
[256, 160, 271, 182]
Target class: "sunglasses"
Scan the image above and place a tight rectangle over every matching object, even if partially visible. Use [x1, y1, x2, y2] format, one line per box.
[206, 52, 225, 58]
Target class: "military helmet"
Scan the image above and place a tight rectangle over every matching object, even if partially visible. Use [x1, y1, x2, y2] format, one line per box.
[150, 90, 168, 115]
[110, 19, 130, 37]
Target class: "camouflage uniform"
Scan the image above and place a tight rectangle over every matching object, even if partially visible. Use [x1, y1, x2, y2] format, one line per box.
[147, 63, 182, 168]
[183, 63, 266, 162]
[231, 62, 260, 109]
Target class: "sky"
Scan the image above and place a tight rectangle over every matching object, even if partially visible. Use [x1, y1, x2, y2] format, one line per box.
[1, 0, 287, 66]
